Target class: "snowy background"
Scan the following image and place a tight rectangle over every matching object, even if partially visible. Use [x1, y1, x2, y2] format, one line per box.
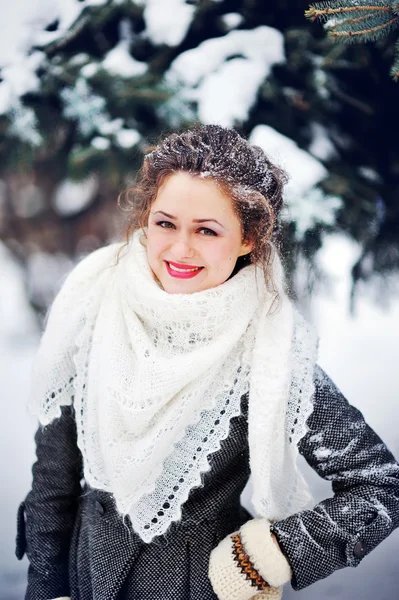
[1, 1, 399, 599]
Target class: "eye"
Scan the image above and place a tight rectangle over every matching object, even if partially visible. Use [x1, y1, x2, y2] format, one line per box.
[156, 220, 175, 229]
[198, 227, 217, 236]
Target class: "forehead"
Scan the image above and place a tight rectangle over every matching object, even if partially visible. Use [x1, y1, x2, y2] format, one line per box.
[152, 171, 235, 215]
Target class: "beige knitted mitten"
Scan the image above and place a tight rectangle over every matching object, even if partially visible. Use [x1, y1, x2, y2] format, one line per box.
[208, 518, 292, 600]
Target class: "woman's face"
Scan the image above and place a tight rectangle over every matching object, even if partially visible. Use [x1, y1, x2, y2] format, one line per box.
[146, 171, 252, 294]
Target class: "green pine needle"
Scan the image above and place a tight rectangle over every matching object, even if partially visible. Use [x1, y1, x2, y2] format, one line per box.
[306, 1, 399, 79]
[391, 38, 399, 80]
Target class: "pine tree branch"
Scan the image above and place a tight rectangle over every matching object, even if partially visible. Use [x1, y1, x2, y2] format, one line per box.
[330, 85, 375, 113]
[391, 65, 399, 79]
[329, 15, 374, 28]
[119, 89, 171, 101]
[306, 5, 392, 22]
[42, 15, 91, 55]
[305, 1, 399, 79]
[391, 38, 399, 79]
[330, 16, 397, 38]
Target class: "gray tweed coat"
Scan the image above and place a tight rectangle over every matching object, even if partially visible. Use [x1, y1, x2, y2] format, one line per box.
[16, 366, 399, 600]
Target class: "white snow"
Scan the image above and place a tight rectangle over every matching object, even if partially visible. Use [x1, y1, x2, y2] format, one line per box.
[8, 102, 43, 147]
[167, 27, 285, 126]
[0, 179, 6, 221]
[309, 123, 336, 161]
[287, 188, 343, 241]
[314, 447, 333, 460]
[102, 42, 147, 78]
[115, 128, 141, 149]
[313, 439, 358, 465]
[312, 234, 399, 457]
[0, 1, 58, 66]
[249, 124, 342, 239]
[81, 62, 100, 78]
[221, 13, 244, 31]
[92, 120, 141, 150]
[98, 118, 124, 136]
[60, 78, 109, 135]
[69, 53, 91, 67]
[169, 26, 284, 88]
[371, 498, 392, 523]
[0, 244, 38, 340]
[53, 176, 99, 216]
[91, 136, 111, 151]
[141, 0, 195, 47]
[1, 51, 43, 97]
[54, 0, 92, 32]
[0, 243, 39, 597]
[26, 251, 74, 309]
[0, 82, 12, 115]
[250, 124, 327, 193]
[0, 0, 109, 68]
[312, 62, 330, 100]
[0, 0, 111, 115]
[0, 52, 44, 115]
[102, 17, 147, 78]
[197, 58, 270, 126]
[358, 166, 381, 183]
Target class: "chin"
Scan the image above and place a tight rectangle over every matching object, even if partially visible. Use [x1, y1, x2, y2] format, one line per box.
[161, 279, 205, 294]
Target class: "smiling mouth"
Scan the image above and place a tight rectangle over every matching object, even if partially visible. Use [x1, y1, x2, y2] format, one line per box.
[165, 261, 204, 279]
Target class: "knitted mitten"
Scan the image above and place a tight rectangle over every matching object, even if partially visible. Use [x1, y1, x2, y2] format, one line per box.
[208, 518, 292, 600]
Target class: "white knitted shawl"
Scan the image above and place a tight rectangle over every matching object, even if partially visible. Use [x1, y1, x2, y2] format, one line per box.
[30, 230, 318, 543]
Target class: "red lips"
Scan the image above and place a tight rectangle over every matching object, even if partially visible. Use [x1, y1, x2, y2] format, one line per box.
[165, 261, 204, 279]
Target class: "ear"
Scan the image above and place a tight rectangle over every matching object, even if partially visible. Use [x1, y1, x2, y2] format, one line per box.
[238, 238, 254, 257]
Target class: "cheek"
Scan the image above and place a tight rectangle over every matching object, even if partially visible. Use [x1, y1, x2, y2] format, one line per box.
[208, 239, 241, 270]
[147, 228, 166, 259]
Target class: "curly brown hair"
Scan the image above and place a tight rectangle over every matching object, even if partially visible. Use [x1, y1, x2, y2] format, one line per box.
[118, 124, 288, 291]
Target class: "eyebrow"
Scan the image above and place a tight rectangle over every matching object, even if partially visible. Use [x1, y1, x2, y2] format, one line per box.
[151, 210, 225, 228]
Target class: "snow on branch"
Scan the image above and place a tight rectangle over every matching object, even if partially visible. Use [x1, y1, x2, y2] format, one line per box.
[166, 27, 285, 127]
[250, 125, 342, 240]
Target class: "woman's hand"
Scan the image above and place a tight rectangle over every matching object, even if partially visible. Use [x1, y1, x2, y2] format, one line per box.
[208, 518, 292, 600]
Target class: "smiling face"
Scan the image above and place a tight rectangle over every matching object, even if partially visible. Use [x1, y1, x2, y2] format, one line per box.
[146, 171, 253, 294]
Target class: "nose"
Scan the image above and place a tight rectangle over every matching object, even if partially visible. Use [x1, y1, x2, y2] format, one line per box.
[171, 232, 195, 259]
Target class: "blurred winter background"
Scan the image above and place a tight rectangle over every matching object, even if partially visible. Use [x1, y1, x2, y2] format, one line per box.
[1, 0, 398, 598]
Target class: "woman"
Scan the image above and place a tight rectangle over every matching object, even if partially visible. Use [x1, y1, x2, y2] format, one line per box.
[16, 125, 399, 600]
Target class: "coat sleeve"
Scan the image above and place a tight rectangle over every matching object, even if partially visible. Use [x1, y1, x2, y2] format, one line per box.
[270, 365, 399, 591]
[16, 404, 83, 600]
